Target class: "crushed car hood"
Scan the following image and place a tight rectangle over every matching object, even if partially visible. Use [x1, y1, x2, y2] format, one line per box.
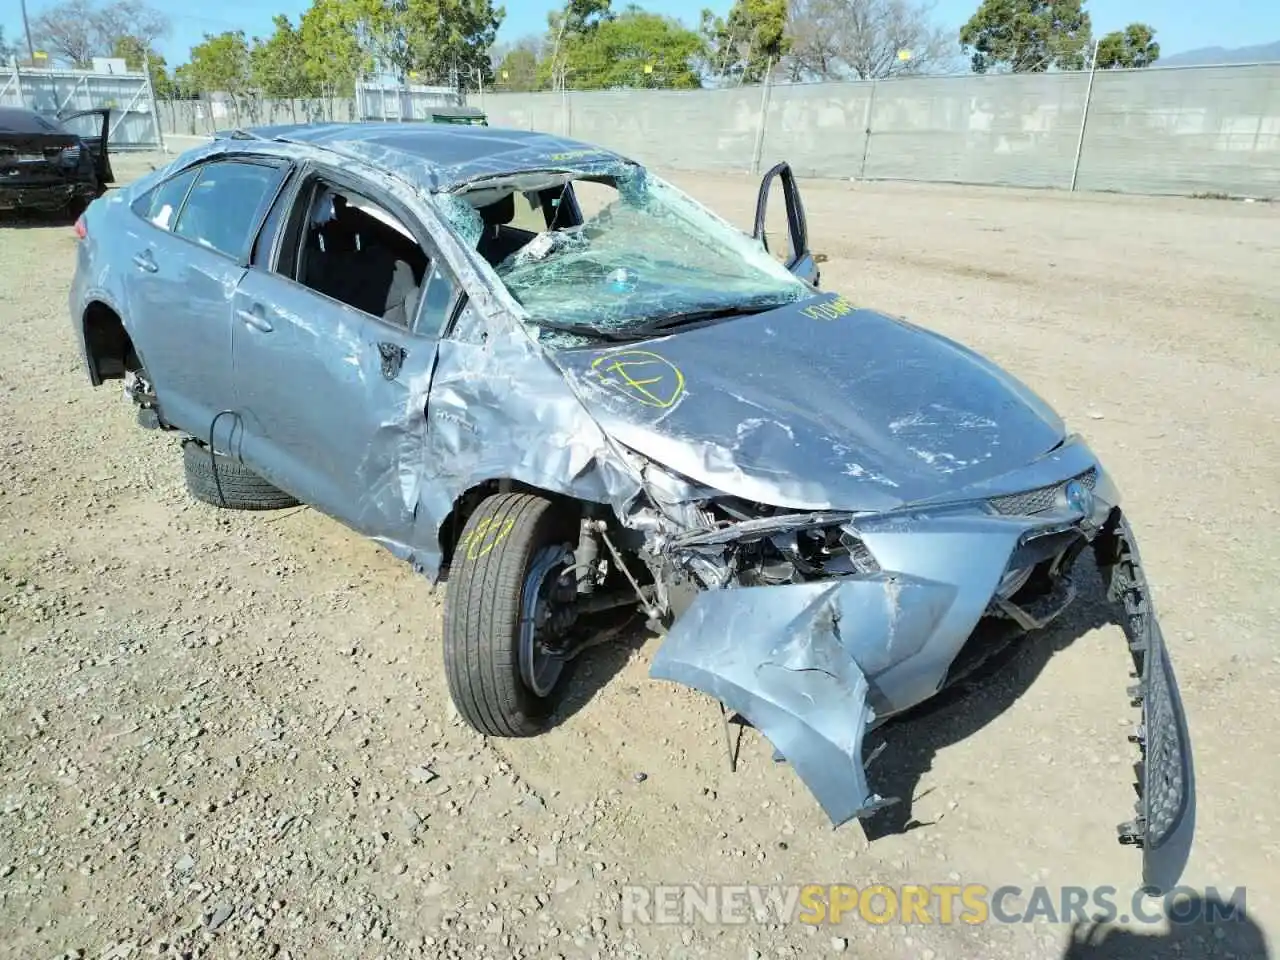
[555, 296, 1067, 511]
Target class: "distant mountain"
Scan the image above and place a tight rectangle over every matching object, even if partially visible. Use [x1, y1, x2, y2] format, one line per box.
[1157, 40, 1280, 67]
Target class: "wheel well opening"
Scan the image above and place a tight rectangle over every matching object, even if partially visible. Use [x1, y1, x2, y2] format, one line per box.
[83, 302, 137, 385]
[439, 481, 590, 572]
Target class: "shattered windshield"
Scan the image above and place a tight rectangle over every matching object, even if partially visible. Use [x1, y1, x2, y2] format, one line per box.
[445, 168, 813, 337]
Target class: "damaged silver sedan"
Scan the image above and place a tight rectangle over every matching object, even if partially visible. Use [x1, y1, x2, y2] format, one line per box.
[68, 123, 1193, 893]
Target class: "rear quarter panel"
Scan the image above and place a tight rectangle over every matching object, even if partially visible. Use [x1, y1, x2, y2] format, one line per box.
[69, 188, 142, 382]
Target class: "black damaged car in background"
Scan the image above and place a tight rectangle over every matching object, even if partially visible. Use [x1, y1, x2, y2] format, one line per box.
[0, 107, 113, 216]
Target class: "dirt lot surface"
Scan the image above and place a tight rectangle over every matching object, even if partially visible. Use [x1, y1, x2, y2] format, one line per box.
[2, 151, 1278, 960]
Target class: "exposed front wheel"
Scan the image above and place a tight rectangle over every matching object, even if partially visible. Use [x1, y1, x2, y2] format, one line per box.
[443, 492, 578, 737]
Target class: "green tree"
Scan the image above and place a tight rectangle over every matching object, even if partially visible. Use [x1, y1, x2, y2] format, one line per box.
[544, 0, 613, 89]
[403, 0, 505, 87]
[494, 45, 540, 90]
[544, 9, 704, 90]
[959, 0, 1092, 73]
[700, 0, 789, 84]
[554, 0, 613, 35]
[111, 34, 171, 95]
[251, 15, 318, 100]
[298, 0, 371, 100]
[184, 30, 252, 123]
[291, 0, 503, 89]
[1096, 22, 1159, 68]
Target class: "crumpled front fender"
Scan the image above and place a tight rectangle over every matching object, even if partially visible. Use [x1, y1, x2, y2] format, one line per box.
[649, 575, 958, 826]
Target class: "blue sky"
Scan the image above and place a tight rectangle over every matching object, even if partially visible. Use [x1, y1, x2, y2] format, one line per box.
[7, 0, 1279, 66]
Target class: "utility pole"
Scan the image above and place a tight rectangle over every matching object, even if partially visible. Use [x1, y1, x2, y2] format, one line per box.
[1070, 37, 1102, 192]
[20, 0, 36, 64]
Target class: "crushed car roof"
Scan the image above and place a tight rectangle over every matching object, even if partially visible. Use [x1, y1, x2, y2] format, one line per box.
[213, 122, 634, 193]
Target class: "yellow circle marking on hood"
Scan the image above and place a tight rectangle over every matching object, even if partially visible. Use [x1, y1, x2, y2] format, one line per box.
[590, 350, 686, 409]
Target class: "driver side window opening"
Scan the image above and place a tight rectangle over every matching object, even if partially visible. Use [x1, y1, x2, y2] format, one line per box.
[276, 176, 431, 330]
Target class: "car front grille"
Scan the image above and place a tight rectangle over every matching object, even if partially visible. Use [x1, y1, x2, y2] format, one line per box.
[989, 467, 1097, 517]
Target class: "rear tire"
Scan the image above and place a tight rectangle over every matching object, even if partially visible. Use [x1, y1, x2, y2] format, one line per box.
[181, 439, 299, 511]
[444, 492, 577, 737]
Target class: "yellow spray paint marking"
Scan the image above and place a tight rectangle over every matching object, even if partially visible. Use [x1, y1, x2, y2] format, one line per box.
[590, 350, 686, 408]
[460, 516, 516, 561]
[547, 149, 607, 162]
[800, 294, 856, 321]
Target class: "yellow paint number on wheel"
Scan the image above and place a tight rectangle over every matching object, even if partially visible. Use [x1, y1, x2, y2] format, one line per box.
[461, 516, 516, 561]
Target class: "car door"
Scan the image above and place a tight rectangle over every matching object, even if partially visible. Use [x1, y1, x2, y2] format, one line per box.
[230, 163, 451, 545]
[57, 108, 113, 183]
[351, 258, 461, 556]
[753, 161, 820, 287]
[119, 156, 290, 438]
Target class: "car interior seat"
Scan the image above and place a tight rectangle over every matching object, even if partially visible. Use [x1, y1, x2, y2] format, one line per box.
[297, 189, 425, 326]
[475, 193, 536, 265]
[327, 196, 361, 249]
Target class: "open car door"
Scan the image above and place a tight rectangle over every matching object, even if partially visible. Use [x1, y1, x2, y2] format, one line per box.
[753, 161, 819, 287]
[57, 108, 114, 186]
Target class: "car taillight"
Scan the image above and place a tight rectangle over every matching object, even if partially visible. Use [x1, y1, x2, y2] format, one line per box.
[74, 217, 87, 240]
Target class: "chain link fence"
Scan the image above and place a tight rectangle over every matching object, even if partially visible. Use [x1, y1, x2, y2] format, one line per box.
[155, 82, 467, 138]
[24, 58, 1271, 199]
[1, 64, 164, 150]
[477, 63, 1280, 198]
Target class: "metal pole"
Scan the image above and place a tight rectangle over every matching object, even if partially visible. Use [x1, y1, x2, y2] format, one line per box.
[1070, 38, 1101, 192]
[750, 56, 774, 175]
[858, 78, 879, 180]
[20, 0, 36, 65]
[143, 53, 167, 154]
[560, 77, 568, 136]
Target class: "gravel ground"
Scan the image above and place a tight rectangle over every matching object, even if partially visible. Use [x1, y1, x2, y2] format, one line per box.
[1, 151, 1277, 960]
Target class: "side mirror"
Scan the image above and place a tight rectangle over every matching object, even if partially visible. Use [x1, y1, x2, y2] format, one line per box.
[753, 161, 819, 287]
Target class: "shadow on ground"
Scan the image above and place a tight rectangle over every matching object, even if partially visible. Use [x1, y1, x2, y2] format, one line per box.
[1061, 894, 1269, 959]
[548, 608, 651, 729]
[853, 562, 1119, 841]
[552, 560, 1123, 804]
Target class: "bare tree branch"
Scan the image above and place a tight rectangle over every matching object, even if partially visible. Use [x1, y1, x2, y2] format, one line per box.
[787, 0, 961, 81]
[92, 0, 171, 50]
[31, 0, 99, 65]
[31, 0, 170, 66]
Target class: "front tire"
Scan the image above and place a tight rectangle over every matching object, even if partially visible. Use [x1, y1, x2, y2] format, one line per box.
[443, 492, 578, 737]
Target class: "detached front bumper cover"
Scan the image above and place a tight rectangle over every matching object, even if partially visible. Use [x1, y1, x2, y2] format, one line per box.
[650, 579, 903, 825]
[651, 513, 1195, 894]
[1101, 517, 1196, 895]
